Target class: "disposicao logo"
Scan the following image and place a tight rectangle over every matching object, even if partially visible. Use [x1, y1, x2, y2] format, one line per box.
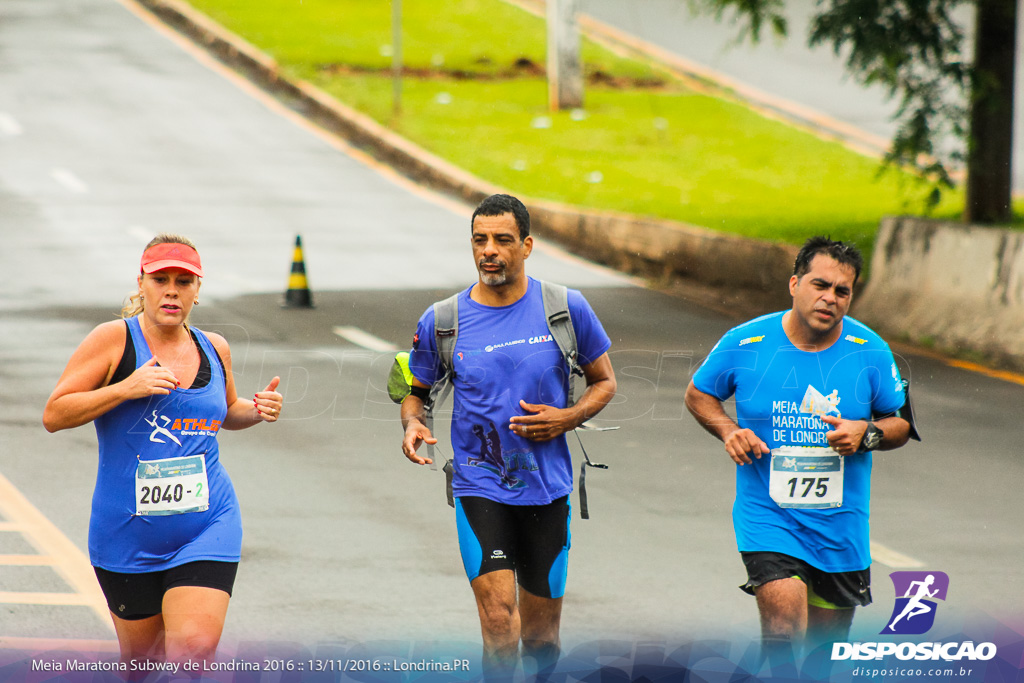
[831, 570, 996, 664]
[882, 571, 949, 635]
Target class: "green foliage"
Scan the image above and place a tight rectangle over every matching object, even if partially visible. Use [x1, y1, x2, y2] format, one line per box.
[810, 0, 969, 208]
[187, 0, 972, 248]
[299, 68, 963, 247]
[693, 0, 788, 41]
[187, 0, 662, 79]
[699, 0, 972, 209]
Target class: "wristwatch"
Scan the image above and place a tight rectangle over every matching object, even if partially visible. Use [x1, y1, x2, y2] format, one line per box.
[859, 421, 884, 452]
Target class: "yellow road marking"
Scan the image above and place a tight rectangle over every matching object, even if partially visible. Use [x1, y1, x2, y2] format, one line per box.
[890, 341, 1024, 387]
[0, 592, 98, 607]
[0, 555, 57, 566]
[945, 360, 1024, 387]
[0, 637, 120, 653]
[0, 522, 23, 532]
[871, 541, 925, 569]
[0, 473, 112, 630]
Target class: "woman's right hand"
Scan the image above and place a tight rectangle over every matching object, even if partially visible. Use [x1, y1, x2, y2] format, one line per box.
[123, 357, 179, 399]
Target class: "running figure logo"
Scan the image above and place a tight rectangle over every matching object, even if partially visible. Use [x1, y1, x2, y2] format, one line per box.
[145, 410, 182, 446]
[800, 385, 842, 419]
[469, 421, 526, 491]
[882, 571, 950, 635]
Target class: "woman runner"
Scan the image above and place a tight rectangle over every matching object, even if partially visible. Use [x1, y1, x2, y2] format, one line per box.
[44, 234, 283, 668]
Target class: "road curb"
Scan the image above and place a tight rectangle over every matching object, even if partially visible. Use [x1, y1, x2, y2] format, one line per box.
[134, 0, 797, 310]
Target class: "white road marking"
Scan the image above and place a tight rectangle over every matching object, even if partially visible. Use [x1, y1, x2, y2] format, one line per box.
[871, 541, 925, 569]
[51, 168, 89, 194]
[333, 326, 399, 352]
[0, 112, 23, 136]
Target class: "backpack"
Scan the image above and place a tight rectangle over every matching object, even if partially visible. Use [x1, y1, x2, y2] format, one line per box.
[388, 281, 610, 518]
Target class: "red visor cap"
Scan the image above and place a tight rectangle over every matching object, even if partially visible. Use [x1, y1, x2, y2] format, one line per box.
[140, 243, 203, 277]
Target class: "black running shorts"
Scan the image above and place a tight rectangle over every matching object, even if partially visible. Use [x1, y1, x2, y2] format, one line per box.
[740, 551, 871, 609]
[455, 495, 571, 599]
[94, 561, 238, 620]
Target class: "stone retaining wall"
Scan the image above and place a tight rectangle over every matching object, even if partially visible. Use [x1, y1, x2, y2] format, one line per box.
[856, 216, 1024, 369]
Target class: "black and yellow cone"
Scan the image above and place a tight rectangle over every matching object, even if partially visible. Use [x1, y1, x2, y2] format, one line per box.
[283, 235, 313, 308]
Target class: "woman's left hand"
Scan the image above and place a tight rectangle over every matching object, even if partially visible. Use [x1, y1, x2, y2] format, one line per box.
[254, 376, 283, 422]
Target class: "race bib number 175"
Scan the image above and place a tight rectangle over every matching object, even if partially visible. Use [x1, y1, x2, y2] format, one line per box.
[769, 446, 843, 509]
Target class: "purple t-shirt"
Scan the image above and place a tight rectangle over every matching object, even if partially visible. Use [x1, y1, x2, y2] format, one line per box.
[410, 278, 611, 505]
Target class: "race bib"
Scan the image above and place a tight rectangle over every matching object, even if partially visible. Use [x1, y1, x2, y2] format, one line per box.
[135, 454, 210, 516]
[769, 446, 843, 509]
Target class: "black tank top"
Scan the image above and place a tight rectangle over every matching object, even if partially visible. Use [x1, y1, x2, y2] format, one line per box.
[109, 321, 224, 389]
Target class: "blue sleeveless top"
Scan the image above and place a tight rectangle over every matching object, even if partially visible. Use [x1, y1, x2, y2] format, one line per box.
[89, 316, 242, 572]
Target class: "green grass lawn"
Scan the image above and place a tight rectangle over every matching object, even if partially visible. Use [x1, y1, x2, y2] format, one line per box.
[187, 0, 980, 253]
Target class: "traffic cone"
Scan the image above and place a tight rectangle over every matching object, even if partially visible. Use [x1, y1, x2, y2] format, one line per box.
[283, 235, 313, 308]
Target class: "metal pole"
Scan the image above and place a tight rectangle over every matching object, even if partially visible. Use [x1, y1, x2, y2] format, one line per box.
[547, 0, 583, 111]
[392, 0, 402, 116]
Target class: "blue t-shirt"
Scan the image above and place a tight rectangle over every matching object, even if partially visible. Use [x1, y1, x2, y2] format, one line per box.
[692, 312, 906, 572]
[410, 278, 611, 505]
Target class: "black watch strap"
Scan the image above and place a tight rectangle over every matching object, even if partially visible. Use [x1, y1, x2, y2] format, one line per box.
[859, 421, 884, 452]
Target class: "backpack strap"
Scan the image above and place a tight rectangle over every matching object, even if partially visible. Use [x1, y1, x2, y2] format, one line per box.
[540, 282, 584, 406]
[540, 281, 607, 520]
[426, 292, 459, 508]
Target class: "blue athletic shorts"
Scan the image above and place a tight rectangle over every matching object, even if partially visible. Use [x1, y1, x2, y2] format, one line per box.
[455, 495, 571, 599]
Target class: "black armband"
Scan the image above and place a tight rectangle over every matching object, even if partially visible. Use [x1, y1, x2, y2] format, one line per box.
[895, 379, 921, 441]
[872, 378, 921, 442]
[408, 384, 430, 401]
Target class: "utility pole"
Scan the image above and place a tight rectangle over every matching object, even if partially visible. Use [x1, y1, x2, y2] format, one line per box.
[965, 0, 1017, 224]
[392, 0, 402, 116]
[547, 0, 582, 111]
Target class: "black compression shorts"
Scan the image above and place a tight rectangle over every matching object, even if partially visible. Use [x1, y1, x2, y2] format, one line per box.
[94, 561, 238, 620]
[455, 495, 571, 599]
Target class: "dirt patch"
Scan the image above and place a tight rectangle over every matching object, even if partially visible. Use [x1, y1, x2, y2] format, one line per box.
[587, 68, 665, 89]
[315, 58, 668, 88]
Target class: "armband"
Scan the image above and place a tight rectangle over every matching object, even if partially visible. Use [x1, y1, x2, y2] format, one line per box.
[871, 378, 920, 442]
[895, 378, 921, 441]
[408, 384, 430, 401]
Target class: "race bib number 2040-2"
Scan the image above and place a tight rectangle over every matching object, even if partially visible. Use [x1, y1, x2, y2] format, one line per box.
[768, 446, 843, 509]
[135, 454, 210, 516]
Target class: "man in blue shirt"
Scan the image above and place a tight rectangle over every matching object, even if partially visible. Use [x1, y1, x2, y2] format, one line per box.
[685, 236, 915, 655]
[401, 194, 617, 679]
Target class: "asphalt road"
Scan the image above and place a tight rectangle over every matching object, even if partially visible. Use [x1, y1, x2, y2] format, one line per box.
[579, 0, 1024, 190]
[2, 0, 1024, 671]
